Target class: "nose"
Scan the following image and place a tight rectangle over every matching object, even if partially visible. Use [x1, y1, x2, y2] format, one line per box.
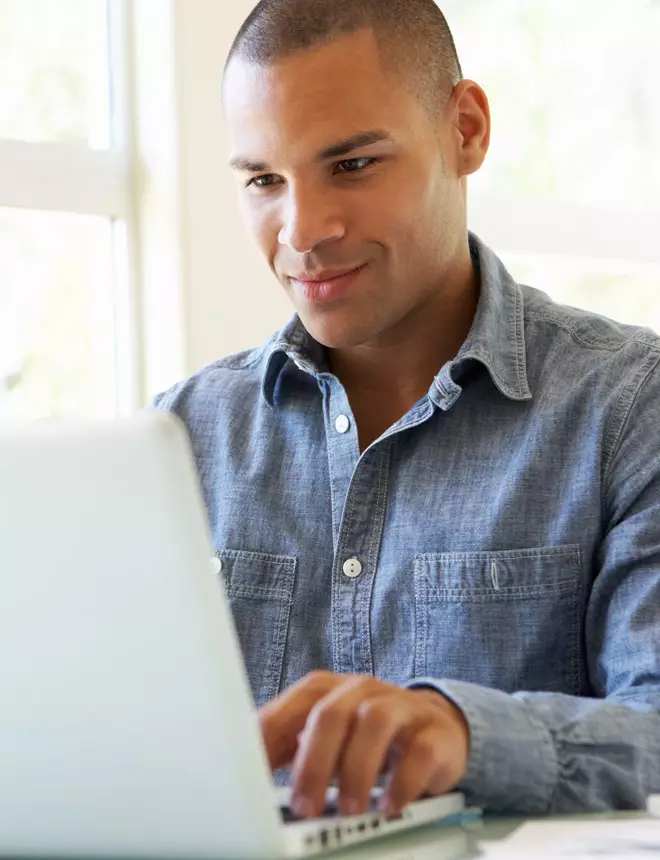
[278, 183, 345, 253]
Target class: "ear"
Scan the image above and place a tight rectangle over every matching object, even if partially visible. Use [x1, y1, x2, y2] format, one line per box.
[450, 79, 491, 177]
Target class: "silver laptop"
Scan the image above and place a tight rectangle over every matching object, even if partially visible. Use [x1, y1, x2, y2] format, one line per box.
[0, 412, 468, 859]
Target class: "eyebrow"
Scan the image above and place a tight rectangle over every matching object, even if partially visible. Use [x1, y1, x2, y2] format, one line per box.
[229, 129, 394, 173]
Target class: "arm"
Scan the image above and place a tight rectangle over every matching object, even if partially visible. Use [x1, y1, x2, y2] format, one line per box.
[257, 358, 660, 819]
[408, 355, 660, 814]
[404, 682, 660, 814]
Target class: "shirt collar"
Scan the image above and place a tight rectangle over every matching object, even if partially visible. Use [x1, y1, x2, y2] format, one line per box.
[449, 231, 532, 402]
[261, 315, 326, 408]
[261, 231, 532, 409]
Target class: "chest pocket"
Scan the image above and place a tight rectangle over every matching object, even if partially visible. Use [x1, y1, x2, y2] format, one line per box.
[413, 545, 583, 694]
[216, 549, 297, 709]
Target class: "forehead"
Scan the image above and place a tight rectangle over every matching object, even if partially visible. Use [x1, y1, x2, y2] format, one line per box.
[223, 30, 426, 163]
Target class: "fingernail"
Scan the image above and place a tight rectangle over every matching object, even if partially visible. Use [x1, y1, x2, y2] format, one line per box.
[292, 795, 314, 819]
[379, 794, 396, 818]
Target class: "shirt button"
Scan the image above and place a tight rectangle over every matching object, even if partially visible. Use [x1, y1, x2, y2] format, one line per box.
[210, 557, 223, 575]
[342, 557, 363, 579]
[335, 414, 351, 434]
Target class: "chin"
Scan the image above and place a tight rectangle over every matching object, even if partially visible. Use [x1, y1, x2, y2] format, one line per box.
[297, 309, 376, 351]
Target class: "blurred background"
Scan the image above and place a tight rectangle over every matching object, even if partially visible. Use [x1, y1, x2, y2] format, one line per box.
[1, 0, 659, 421]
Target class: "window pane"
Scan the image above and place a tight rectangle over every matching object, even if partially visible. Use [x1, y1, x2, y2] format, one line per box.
[498, 250, 660, 335]
[0, 208, 119, 421]
[0, 0, 111, 147]
[443, 0, 660, 211]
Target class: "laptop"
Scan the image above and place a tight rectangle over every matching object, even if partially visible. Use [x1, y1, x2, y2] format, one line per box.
[0, 411, 471, 859]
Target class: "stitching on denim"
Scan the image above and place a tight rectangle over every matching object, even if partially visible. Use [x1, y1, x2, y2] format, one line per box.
[324, 386, 348, 676]
[416, 545, 582, 563]
[426, 581, 580, 602]
[226, 585, 293, 601]
[220, 548, 297, 567]
[329, 431, 365, 675]
[524, 311, 660, 354]
[324, 395, 341, 551]
[337, 458, 364, 675]
[264, 555, 297, 702]
[413, 556, 428, 678]
[601, 354, 660, 520]
[223, 552, 296, 708]
[514, 284, 529, 395]
[360, 444, 392, 676]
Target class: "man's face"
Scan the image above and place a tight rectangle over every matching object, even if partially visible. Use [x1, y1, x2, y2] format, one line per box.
[223, 29, 469, 350]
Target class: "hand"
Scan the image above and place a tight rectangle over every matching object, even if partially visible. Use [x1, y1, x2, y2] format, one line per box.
[258, 671, 470, 819]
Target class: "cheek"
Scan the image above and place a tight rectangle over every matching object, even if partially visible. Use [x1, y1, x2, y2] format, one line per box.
[241, 199, 280, 258]
[373, 169, 433, 240]
[399, 172, 452, 249]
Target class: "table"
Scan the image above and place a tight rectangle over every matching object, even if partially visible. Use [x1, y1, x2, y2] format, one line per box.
[324, 811, 652, 860]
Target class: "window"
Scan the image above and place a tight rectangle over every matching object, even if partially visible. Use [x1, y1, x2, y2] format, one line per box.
[0, 209, 118, 419]
[0, 0, 111, 146]
[443, 0, 660, 332]
[0, 0, 136, 421]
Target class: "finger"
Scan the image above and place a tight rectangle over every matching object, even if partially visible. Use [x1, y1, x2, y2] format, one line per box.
[291, 677, 388, 818]
[381, 726, 456, 816]
[336, 695, 415, 816]
[258, 671, 339, 770]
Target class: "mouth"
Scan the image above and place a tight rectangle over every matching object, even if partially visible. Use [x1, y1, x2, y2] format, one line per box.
[289, 264, 368, 305]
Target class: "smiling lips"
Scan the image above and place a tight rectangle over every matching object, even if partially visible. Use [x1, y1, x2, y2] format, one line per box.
[289, 264, 368, 304]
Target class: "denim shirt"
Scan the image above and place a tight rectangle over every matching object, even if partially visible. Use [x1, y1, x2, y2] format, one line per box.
[152, 231, 660, 815]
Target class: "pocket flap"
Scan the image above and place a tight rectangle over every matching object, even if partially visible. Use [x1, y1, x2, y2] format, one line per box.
[415, 544, 582, 599]
[217, 549, 296, 601]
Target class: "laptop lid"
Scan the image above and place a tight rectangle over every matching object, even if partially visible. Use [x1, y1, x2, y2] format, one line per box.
[0, 412, 284, 859]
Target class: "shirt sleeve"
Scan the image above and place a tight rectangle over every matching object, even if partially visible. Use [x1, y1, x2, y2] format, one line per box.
[405, 679, 660, 814]
[407, 353, 660, 814]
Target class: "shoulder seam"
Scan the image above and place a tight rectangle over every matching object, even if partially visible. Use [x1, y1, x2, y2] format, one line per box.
[525, 310, 660, 354]
[178, 347, 267, 383]
[602, 351, 660, 520]
[150, 346, 268, 409]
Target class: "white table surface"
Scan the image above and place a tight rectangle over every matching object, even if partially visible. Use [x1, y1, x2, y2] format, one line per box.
[323, 810, 652, 860]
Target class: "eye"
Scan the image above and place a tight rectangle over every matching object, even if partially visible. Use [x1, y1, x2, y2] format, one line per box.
[246, 174, 280, 189]
[335, 156, 379, 174]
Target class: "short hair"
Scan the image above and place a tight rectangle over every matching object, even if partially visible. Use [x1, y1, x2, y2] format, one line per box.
[223, 0, 464, 117]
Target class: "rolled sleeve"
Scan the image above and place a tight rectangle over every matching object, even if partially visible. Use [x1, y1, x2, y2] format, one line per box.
[406, 678, 557, 814]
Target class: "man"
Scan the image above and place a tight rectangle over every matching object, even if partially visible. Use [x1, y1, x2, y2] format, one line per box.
[153, 0, 660, 820]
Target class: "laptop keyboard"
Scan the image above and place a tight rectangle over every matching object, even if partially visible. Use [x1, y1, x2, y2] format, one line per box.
[280, 797, 380, 823]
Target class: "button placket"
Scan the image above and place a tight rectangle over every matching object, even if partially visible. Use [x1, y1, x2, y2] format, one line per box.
[322, 379, 361, 550]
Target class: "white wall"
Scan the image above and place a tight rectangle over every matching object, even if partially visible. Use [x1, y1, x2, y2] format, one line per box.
[175, 0, 290, 376]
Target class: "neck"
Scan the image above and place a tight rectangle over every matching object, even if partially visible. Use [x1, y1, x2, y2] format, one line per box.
[327, 251, 479, 410]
